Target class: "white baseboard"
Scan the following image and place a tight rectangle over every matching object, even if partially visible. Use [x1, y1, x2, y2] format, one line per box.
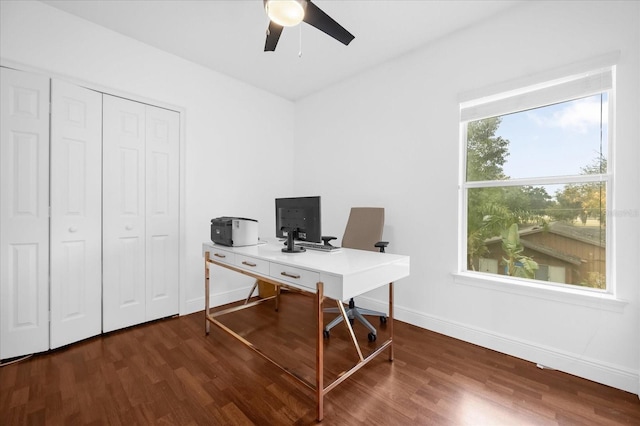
[355, 295, 639, 395]
[183, 285, 257, 316]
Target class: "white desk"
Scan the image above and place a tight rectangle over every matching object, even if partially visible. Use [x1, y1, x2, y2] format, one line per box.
[202, 241, 410, 421]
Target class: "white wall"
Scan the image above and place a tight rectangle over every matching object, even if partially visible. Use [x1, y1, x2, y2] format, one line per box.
[0, 0, 295, 314]
[294, 1, 640, 394]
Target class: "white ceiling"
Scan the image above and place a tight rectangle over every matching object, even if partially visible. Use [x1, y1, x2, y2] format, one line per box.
[41, 0, 521, 101]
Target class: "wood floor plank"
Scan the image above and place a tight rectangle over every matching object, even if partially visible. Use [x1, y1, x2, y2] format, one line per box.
[1, 291, 638, 425]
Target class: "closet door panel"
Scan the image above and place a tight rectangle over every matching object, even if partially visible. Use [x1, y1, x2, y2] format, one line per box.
[0, 68, 50, 359]
[102, 95, 146, 333]
[145, 106, 179, 321]
[50, 80, 102, 348]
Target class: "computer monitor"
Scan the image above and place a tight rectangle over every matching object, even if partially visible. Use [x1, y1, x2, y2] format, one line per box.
[275, 196, 321, 253]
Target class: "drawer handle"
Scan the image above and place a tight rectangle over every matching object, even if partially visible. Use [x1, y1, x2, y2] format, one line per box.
[242, 261, 257, 267]
[281, 271, 300, 279]
[214, 253, 226, 259]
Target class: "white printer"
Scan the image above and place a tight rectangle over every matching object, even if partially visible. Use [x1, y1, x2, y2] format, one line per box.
[210, 217, 259, 247]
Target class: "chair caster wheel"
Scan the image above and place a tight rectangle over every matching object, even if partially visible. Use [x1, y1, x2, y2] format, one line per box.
[380, 316, 387, 324]
[368, 332, 377, 342]
[323, 329, 330, 339]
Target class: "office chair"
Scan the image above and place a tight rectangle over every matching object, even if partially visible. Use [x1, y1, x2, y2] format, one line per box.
[323, 207, 388, 342]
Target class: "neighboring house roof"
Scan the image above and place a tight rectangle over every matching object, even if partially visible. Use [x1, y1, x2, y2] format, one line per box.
[486, 222, 605, 247]
[520, 239, 583, 265]
[484, 221, 605, 265]
[545, 222, 606, 247]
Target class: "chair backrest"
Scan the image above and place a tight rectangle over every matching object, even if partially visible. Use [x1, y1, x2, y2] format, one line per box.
[341, 207, 384, 252]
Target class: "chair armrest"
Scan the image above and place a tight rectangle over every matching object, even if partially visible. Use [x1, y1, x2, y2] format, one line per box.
[375, 241, 389, 253]
[321, 236, 337, 247]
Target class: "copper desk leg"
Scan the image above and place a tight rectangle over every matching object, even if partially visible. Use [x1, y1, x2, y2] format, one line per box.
[389, 282, 394, 361]
[205, 252, 211, 335]
[316, 281, 324, 422]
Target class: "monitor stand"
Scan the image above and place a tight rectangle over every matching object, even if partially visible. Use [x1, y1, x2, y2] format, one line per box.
[282, 228, 305, 253]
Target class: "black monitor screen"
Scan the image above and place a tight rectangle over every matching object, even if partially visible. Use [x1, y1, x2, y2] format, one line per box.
[275, 196, 321, 243]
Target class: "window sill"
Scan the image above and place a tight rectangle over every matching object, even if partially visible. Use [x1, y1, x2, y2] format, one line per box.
[452, 272, 628, 313]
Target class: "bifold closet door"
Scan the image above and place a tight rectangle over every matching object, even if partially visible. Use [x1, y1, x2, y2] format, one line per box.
[102, 95, 179, 332]
[102, 95, 147, 332]
[145, 105, 179, 322]
[0, 68, 50, 359]
[49, 80, 103, 348]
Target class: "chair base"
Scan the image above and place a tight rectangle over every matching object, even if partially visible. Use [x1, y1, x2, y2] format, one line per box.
[324, 298, 386, 340]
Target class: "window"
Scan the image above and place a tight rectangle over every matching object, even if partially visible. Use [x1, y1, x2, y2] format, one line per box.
[460, 67, 613, 292]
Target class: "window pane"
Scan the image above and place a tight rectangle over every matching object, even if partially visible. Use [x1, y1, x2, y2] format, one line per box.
[466, 94, 608, 181]
[466, 183, 606, 289]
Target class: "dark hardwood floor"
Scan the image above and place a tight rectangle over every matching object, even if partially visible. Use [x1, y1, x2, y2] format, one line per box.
[1, 291, 639, 425]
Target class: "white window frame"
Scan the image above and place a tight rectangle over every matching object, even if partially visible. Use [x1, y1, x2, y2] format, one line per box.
[454, 56, 626, 312]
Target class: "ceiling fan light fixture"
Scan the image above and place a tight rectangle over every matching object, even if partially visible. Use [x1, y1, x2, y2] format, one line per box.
[265, 0, 306, 27]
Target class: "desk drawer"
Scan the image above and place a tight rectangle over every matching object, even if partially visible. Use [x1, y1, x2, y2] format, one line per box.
[270, 263, 320, 290]
[208, 247, 234, 266]
[235, 254, 269, 275]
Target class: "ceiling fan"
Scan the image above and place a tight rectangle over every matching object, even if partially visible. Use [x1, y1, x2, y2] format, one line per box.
[263, 0, 355, 51]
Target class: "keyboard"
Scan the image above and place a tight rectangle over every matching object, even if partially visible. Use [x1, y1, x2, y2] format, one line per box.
[295, 242, 342, 252]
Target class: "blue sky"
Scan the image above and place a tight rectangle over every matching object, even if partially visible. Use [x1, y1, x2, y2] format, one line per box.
[496, 94, 608, 184]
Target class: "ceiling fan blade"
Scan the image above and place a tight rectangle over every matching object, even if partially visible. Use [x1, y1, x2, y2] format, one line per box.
[303, 1, 354, 46]
[264, 21, 284, 51]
